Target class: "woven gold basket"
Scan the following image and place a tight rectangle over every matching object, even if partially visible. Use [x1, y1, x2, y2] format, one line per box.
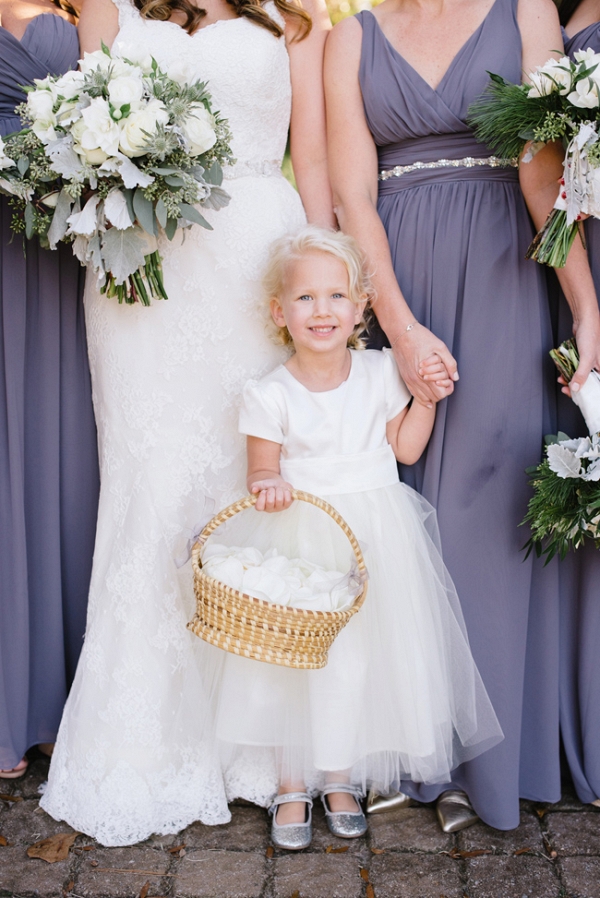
[187, 490, 368, 669]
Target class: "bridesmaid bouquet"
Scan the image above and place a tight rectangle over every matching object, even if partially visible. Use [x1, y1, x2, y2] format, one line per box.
[0, 43, 233, 304]
[469, 50, 600, 268]
[522, 340, 600, 562]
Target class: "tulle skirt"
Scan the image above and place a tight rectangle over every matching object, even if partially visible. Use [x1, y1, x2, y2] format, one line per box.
[196, 483, 504, 806]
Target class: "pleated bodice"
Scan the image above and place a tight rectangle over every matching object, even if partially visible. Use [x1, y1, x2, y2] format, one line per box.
[0, 14, 78, 136]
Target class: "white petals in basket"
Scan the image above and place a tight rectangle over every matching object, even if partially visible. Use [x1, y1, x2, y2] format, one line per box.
[202, 544, 358, 612]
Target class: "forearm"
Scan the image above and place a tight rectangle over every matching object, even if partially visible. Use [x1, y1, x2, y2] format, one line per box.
[520, 142, 600, 327]
[391, 401, 436, 465]
[247, 468, 284, 491]
[293, 152, 335, 228]
[334, 195, 414, 341]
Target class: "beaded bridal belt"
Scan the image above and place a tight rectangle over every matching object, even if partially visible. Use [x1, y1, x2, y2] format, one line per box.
[378, 155, 518, 181]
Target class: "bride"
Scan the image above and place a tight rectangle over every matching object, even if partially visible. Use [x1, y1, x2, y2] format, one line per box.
[40, 0, 334, 846]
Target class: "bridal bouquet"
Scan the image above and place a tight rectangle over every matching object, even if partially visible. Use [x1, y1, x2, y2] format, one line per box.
[522, 340, 600, 562]
[469, 50, 600, 268]
[0, 43, 233, 304]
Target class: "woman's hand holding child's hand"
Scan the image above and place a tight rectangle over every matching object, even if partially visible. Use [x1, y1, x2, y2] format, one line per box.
[251, 479, 294, 513]
[417, 353, 455, 399]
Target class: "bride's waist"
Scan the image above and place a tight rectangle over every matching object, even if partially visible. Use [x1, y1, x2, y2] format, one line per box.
[223, 159, 284, 181]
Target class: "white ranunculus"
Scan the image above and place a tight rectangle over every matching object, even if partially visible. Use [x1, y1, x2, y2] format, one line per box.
[54, 69, 85, 101]
[67, 194, 101, 237]
[27, 89, 58, 142]
[79, 97, 122, 157]
[0, 136, 15, 171]
[108, 74, 145, 113]
[118, 99, 168, 157]
[181, 104, 217, 156]
[567, 78, 600, 108]
[104, 188, 133, 229]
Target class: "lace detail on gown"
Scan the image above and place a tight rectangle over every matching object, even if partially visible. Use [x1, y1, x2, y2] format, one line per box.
[40, 0, 306, 846]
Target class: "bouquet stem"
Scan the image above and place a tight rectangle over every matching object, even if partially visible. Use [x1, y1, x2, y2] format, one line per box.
[102, 250, 168, 306]
[525, 208, 583, 268]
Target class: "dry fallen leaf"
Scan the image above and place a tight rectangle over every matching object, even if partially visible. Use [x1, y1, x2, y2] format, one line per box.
[371, 847, 384, 855]
[168, 843, 185, 854]
[0, 835, 8, 847]
[325, 845, 349, 854]
[139, 881, 150, 898]
[0, 794, 22, 803]
[360, 868, 370, 882]
[514, 847, 532, 856]
[366, 884, 375, 898]
[90, 860, 99, 868]
[27, 832, 78, 863]
[266, 845, 274, 858]
[536, 807, 548, 818]
[82, 845, 95, 851]
[290, 892, 300, 898]
[65, 880, 75, 894]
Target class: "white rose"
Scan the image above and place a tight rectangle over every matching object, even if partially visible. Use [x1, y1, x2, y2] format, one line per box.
[27, 88, 58, 142]
[567, 78, 600, 108]
[32, 76, 59, 101]
[80, 97, 122, 156]
[54, 69, 85, 101]
[0, 136, 15, 171]
[71, 116, 110, 164]
[181, 104, 217, 156]
[118, 99, 168, 157]
[166, 59, 197, 86]
[108, 74, 144, 113]
[55, 98, 81, 126]
[114, 42, 154, 75]
[79, 49, 112, 75]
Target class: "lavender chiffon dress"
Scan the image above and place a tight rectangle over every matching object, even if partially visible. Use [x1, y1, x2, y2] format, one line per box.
[546, 21, 600, 807]
[0, 15, 99, 770]
[357, 0, 560, 829]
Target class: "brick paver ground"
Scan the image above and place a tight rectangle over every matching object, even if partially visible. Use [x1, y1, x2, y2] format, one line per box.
[2, 754, 600, 898]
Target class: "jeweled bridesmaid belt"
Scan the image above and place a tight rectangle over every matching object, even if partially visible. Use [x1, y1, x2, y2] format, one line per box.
[378, 156, 518, 181]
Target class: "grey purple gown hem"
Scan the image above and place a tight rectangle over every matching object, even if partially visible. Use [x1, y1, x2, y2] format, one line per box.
[0, 14, 100, 770]
[356, 0, 560, 830]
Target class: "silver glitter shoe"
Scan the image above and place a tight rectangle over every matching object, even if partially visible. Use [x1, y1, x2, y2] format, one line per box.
[366, 788, 415, 815]
[436, 790, 479, 833]
[321, 783, 368, 838]
[269, 792, 313, 851]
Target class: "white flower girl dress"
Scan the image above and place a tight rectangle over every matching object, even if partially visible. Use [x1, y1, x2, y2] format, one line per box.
[198, 349, 504, 804]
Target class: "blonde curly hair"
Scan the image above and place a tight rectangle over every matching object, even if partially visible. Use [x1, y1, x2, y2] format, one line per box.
[262, 226, 375, 351]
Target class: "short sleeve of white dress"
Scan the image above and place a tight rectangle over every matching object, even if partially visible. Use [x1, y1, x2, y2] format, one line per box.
[239, 379, 284, 444]
[382, 348, 412, 420]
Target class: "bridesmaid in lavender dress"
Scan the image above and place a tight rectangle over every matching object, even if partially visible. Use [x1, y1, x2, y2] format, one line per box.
[541, 0, 600, 808]
[0, 1, 99, 778]
[326, 0, 600, 830]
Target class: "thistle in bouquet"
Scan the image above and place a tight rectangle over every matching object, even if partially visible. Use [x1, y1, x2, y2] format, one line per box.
[0, 43, 234, 305]
[522, 339, 600, 562]
[468, 50, 600, 269]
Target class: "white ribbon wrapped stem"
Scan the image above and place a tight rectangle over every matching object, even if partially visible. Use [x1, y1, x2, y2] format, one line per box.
[572, 369, 600, 435]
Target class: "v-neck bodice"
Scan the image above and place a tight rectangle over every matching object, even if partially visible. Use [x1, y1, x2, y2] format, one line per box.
[563, 21, 600, 56]
[357, 0, 522, 178]
[0, 14, 79, 136]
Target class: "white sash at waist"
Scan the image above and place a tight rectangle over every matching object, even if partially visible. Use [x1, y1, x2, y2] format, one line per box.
[280, 444, 399, 496]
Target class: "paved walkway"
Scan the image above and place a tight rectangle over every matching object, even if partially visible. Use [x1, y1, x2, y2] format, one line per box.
[1, 755, 599, 898]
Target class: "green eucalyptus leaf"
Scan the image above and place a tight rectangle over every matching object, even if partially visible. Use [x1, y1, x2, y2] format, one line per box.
[17, 156, 29, 177]
[165, 216, 178, 240]
[24, 202, 35, 239]
[155, 196, 168, 229]
[133, 188, 157, 237]
[101, 226, 148, 284]
[179, 203, 212, 230]
[202, 161, 223, 186]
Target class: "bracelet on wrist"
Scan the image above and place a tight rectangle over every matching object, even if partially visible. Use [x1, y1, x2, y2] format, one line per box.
[391, 320, 418, 348]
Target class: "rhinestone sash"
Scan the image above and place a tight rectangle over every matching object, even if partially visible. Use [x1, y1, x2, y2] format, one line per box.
[378, 155, 518, 181]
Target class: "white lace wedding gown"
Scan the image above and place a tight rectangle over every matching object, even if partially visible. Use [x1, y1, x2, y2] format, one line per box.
[40, 0, 305, 846]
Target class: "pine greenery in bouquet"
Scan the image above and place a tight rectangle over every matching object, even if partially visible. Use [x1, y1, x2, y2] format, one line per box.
[522, 340, 600, 562]
[0, 43, 234, 305]
[468, 51, 600, 268]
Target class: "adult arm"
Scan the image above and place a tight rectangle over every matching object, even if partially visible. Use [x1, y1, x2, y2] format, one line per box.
[324, 16, 457, 405]
[287, 0, 335, 227]
[78, 0, 119, 52]
[518, 0, 600, 391]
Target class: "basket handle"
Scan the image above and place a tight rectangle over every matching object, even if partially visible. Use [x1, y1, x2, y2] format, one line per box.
[192, 490, 368, 593]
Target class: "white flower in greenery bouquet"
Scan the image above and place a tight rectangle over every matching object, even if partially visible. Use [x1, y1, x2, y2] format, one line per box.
[522, 339, 600, 561]
[468, 51, 600, 268]
[0, 43, 233, 305]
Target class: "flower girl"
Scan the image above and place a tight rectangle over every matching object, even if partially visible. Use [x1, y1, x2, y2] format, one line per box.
[199, 227, 503, 850]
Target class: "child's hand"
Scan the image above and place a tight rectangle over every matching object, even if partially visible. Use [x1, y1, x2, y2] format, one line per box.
[418, 353, 455, 398]
[251, 479, 294, 513]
